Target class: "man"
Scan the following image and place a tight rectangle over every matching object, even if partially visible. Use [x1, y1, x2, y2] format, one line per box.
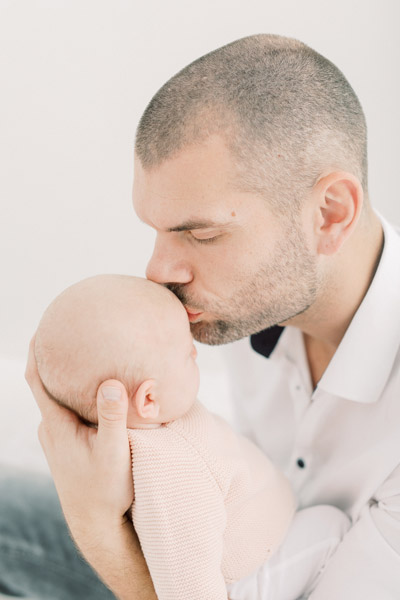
[2, 34, 399, 599]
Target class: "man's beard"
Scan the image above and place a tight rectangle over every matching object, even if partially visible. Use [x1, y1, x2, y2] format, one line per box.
[167, 223, 319, 345]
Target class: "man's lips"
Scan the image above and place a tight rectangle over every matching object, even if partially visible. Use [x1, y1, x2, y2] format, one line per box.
[185, 308, 204, 323]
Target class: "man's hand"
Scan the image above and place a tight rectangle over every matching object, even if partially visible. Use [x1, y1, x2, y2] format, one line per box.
[25, 336, 133, 540]
[25, 335, 157, 599]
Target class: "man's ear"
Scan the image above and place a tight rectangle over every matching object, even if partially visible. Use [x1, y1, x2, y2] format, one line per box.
[134, 379, 160, 420]
[313, 172, 363, 256]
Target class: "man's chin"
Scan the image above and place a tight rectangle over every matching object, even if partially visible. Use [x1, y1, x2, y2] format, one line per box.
[190, 319, 248, 346]
[190, 313, 291, 345]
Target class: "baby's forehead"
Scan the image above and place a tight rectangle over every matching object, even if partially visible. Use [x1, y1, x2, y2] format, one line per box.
[140, 287, 188, 329]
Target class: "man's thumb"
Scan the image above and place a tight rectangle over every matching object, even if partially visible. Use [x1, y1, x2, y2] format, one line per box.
[96, 380, 128, 438]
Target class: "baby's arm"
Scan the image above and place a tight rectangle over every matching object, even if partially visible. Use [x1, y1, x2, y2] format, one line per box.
[128, 427, 229, 600]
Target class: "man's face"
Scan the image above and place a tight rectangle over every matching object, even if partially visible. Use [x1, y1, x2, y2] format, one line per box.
[133, 135, 318, 345]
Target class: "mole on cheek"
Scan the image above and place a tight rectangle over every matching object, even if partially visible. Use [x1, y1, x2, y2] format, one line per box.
[231, 211, 236, 217]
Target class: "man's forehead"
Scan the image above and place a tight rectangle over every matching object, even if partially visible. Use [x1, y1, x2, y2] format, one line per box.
[133, 162, 240, 231]
[135, 208, 234, 233]
[134, 134, 239, 190]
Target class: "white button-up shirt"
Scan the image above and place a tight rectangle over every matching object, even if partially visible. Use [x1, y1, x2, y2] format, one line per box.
[223, 214, 400, 598]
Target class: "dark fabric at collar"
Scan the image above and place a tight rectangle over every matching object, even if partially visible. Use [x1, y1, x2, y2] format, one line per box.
[250, 326, 285, 358]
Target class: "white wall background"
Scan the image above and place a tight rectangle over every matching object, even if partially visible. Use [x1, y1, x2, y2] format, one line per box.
[0, 0, 399, 470]
[1, 0, 399, 361]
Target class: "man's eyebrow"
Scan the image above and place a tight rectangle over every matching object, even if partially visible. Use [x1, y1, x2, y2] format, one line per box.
[166, 219, 228, 233]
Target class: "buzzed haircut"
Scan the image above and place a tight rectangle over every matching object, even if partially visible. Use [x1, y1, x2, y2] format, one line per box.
[135, 34, 368, 214]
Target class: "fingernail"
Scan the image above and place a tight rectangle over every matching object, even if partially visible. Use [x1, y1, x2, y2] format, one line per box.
[101, 386, 121, 401]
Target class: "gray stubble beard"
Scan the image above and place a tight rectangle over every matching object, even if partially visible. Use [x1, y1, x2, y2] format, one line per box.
[169, 222, 319, 345]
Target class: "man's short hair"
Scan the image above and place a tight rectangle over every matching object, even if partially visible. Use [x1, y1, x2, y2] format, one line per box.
[135, 34, 368, 214]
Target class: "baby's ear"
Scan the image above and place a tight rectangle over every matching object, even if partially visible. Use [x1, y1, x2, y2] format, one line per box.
[134, 379, 160, 420]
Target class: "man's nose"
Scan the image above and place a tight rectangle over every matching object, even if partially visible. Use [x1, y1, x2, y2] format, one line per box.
[145, 233, 193, 285]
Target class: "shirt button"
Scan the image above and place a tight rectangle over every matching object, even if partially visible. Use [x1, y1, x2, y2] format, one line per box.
[297, 458, 306, 469]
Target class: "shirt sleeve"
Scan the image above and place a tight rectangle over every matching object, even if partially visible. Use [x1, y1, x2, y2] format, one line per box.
[226, 437, 400, 600]
[226, 505, 350, 600]
[308, 464, 400, 599]
[228, 469, 400, 600]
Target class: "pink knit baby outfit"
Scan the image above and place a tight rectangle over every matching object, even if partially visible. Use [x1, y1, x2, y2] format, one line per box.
[127, 400, 295, 600]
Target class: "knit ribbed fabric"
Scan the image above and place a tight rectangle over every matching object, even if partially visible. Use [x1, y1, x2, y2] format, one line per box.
[127, 400, 295, 600]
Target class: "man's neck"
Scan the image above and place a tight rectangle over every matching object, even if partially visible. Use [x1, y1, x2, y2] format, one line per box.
[286, 212, 384, 388]
[302, 334, 337, 389]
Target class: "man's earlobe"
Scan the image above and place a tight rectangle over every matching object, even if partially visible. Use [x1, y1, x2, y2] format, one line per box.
[315, 173, 363, 256]
[134, 379, 160, 419]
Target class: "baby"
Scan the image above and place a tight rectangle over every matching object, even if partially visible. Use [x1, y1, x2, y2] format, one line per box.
[34, 274, 296, 600]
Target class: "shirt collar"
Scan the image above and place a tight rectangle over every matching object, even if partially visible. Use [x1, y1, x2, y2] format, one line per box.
[317, 214, 400, 403]
[250, 214, 400, 403]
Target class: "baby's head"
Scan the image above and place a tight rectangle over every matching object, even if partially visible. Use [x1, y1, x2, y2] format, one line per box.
[35, 275, 200, 428]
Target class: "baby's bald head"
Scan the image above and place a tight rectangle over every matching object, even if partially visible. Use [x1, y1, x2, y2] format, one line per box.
[35, 275, 188, 424]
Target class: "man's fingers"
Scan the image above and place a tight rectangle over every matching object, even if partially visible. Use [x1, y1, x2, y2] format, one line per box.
[96, 379, 129, 445]
[25, 335, 35, 378]
[25, 334, 38, 387]
[25, 333, 56, 418]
